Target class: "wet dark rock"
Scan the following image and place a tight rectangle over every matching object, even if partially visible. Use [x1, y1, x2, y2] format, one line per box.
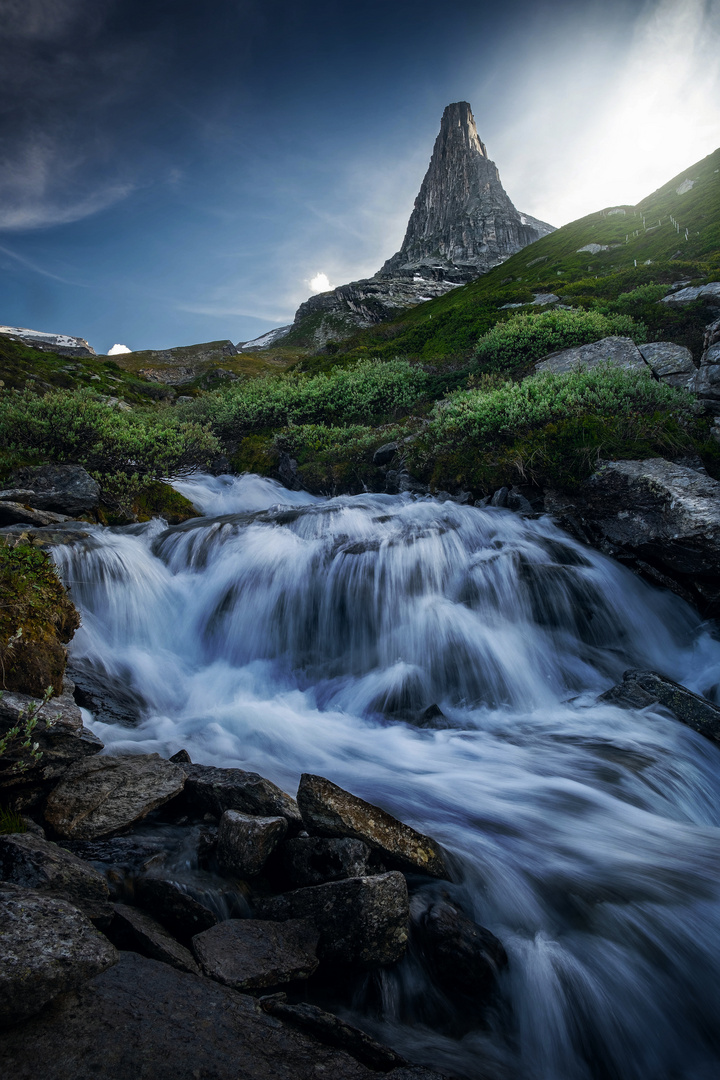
[134, 878, 218, 943]
[217, 809, 288, 878]
[282, 836, 372, 888]
[0, 833, 111, 923]
[43, 754, 186, 839]
[414, 899, 508, 1002]
[278, 452, 303, 491]
[413, 704, 459, 730]
[0, 884, 117, 1025]
[0, 502, 70, 527]
[261, 998, 407, 1071]
[193, 918, 319, 990]
[181, 762, 302, 830]
[67, 661, 148, 726]
[255, 872, 409, 968]
[169, 748, 192, 764]
[297, 774, 448, 879]
[11, 464, 100, 516]
[63, 836, 167, 878]
[373, 443, 399, 467]
[0, 950, 442, 1079]
[108, 903, 200, 975]
[490, 486, 509, 508]
[600, 669, 720, 743]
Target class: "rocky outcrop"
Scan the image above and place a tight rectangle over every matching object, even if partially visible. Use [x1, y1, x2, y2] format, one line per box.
[0, 833, 111, 923]
[9, 465, 101, 516]
[690, 318, 720, 412]
[216, 809, 288, 878]
[283, 836, 372, 888]
[659, 282, 720, 309]
[378, 102, 553, 280]
[181, 762, 302, 830]
[192, 918, 319, 990]
[535, 337, 697, 390]
[0, 325, 96, 358]
[108, 904, 200, 975]
[413, 899, 507, 1002]
[44, 754, 186, 839]
[133, 878, 218, 943]
[104, 340, 239, 386]
[638, 342, 697, 389]
[297, 774, 448, 878]
[0, 884, 116, 1025]
[600, 670, 720, 742]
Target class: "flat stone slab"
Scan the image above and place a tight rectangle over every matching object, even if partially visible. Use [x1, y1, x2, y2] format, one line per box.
[0, 884, 117, 1025]
[0, 951, 448, 1079]
[193, 918, 319, 990]
[109, 904, 200, 975]
[0, 502, 70, 528]
[535, 336, 646, 375]
[600, 669, 720, 743]
[256, 872, 409, 968]
[0, 833, 111, 922]
[217, 809, 287, 878]
[44, 754, 186, 839]
[181, 763, 301, 829]
[659, 282, 720, 307]
[297, 774, 447, 878]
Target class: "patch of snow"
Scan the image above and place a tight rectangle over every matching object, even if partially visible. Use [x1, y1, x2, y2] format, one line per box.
[577, 244, 609, 254]
[0, 324, 94, 352]
[676, 179, 695, 194]
[238, 325, 292, 351]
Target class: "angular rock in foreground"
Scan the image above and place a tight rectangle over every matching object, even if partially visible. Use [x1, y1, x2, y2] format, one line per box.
[414, 899, 507, 1001]
[0, 884, 117, 1025]
[0, 833, 111, 923]
[600, 669, 720, 742]
[181, 763, 301, 830]
[575, 458, 720, 614]
[43, 754, 186, 839]
[283, 835, 372, 888]
[11, 464, 101, 516]
[261, 999, 408, 1071]
[193, 918, 319, 990]
[0, 502, 70, 528]
[535, 336, 646, 376]
[217, 809, 287, 878]
[134, 877, 218, 943]
[256, 872, 409, 968]
[659, 281, 720, 308]
[0, 951, 446, 1079]
[638, 341, 697, 389]
[297, 774, 448, 879]
[109, 904, 200, 975]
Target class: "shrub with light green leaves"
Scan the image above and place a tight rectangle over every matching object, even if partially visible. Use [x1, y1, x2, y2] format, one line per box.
[475, 309, 647, 373]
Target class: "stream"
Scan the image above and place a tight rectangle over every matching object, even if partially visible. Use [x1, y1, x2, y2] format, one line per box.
[51, 473, 720, 1080]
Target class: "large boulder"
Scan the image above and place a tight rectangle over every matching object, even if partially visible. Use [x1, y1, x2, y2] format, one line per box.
[43, 754, 186, 840]
[216, 809, 287, 878]
[0, 951, 446, 1079]
[0, 884, 117, 1025]
[413, 899, 507, 1003]
[134, 878, 218, 943]
[691, 318, 720, 413]
[192, 918, 319, 990]
[564, 458, 720, 614]
[256, 872, 409, 968]
[637, 342, 697, 389]
[534, 336, 646, 375]
[297, 774, 447, 879]
[282, 836, 372, 888]
[180, 763, 301, 830]
[261, 999, 408, 1072]
[0, 832, 111, 922]
[0, 502, 70, 527]
[600, 669, 720, 743]
[108, 904, 200, 975]
[11, 464, 101, 516]
[659, 282, 720, 309]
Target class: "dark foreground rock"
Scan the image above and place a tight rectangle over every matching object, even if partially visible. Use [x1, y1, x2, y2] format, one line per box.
[10, 465, 100, 516]
[256, 872, 409, 968]
[0, 884, 117, 1025]
[43, 754, 186, 839]
[217, 809, 288, 878]
[283, 835, 372, 888]
[108, 904, 200, 975]
[297, 774, 448, 879]
[600, 669, 720, 742]
[133, 877, 218, 943]
[414, 899, 508, 1002]
[0, 833, 111, 923]
[181, 763, 302, 830]
[193, 918, 319, 990]
[0, 951, 446, 1079]
[261, 998, 407, 1071]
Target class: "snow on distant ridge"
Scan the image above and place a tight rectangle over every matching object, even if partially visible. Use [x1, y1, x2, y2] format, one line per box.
[238, 325, 292, 351]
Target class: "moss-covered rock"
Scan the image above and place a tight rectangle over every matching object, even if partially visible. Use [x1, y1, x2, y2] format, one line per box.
[0, 542, 80, 697]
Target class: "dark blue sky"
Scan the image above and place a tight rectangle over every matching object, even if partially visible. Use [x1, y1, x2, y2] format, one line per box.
[1, 0, 718, 353]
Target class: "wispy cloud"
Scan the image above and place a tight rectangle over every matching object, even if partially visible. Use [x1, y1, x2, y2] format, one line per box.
[0, 241, 91, 286]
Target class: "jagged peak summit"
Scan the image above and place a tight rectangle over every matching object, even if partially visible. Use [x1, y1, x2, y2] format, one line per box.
[436, 101, 487, 160]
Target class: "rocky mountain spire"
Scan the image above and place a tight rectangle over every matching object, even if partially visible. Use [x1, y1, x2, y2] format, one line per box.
[378, 102, 553, 281]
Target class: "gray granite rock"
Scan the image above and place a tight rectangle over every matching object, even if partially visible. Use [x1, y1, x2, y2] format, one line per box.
[0, 884, 117, 1025]
[0, 501, 71, 527]
[535, 336, 646, 375]
[600, 670, 720, 743]
[256, 872, 409, 968]
[691, 318, 720, 412]
[0, 951, 446, 1079]
[109, 903, 200, 974]
[659, 281, 720, 308]
[638, 341, 696, 388]
[181, 762, 301, 830]
[193, 918, 319, 990]
[0, 833, 111, 922]
[44, 754, 185, 839]
[217, 809, 287, 878]
[11, 465, 100, 516]
[297, 774, 447, 879]
[283, 835, 372, 888]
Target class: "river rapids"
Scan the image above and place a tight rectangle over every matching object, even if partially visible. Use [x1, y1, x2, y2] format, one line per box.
[51, 474, 720, 1080]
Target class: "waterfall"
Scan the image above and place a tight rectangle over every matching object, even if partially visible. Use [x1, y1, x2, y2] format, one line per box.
[51, 473, 720, 1080]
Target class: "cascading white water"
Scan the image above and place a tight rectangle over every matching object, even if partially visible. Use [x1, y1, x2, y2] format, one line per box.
[52, 474, 720, 1080]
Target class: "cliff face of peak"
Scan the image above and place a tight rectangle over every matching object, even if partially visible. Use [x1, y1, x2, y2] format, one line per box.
[377, 102, 554, 281]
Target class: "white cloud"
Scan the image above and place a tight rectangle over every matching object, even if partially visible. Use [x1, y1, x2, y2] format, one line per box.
[107, 343, 131, 355]
[308, 272, 331, 293]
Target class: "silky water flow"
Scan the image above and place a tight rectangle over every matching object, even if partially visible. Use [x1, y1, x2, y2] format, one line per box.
[51, 473, 720, 1080]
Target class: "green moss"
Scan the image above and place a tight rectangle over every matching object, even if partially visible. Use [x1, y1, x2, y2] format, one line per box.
[133, 482, 200, 524]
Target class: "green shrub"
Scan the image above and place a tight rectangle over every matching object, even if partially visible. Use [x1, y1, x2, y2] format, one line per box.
[475, 309, 647, 374]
